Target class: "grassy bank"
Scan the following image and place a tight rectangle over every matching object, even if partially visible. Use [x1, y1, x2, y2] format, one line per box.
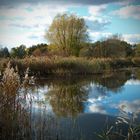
[0, 57, 140, 76]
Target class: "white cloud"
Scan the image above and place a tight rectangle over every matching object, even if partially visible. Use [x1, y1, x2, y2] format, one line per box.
[89, 31, 112, 42]
[84, 16, 111, 31]
[123, 34, 140, 44]
[112, 5, 140, 20]
[88, 32, 140, 44]
[0, 3, 112, 48]
[84, 4, 111, 40]
[125, 79, 140, 85]
[88, 104, 107, 114]
[0, 0, 129, 7]
[88, 5, 107, 16]
[0, 31, 45, 49]
[0, 2, 139, 48]
[0, 4, 68, 48]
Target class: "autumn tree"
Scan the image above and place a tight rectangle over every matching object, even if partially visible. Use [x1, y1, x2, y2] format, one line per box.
[32, 48, 42, 57]
[27, 43, 48, 56]
[79, 35, 133, 58]
[135, 44, 140, 57]
[46, 14, 88, 56]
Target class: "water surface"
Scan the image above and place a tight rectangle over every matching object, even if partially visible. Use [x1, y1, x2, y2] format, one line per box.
[0, 69, 140, 140]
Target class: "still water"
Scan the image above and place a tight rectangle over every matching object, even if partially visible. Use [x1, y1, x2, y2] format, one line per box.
[0, 69, 140, 140]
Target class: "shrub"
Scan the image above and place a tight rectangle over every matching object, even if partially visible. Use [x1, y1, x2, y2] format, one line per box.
[132, 57, 140, 67]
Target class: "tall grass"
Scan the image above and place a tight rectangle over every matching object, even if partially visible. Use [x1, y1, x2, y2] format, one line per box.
[97, 108, 140, 140]
[0, 57, 139, 76]
[0, 62, 20, 95]
[0, 62, 31, 140]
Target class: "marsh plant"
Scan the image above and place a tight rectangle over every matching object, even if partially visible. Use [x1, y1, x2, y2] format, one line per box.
[0, 61, 20, 95]
[97, 109, 140, 140]
[115, 109, 140, 140]
[1, 61, 36, 98]
[0, 62, 31, 140]
[0, 57, 135, 76]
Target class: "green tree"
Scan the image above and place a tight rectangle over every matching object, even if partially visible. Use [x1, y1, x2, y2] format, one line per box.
[0, 47, 10, 58]
[10, 45, 26, 58]
[46, 14, 88, 56]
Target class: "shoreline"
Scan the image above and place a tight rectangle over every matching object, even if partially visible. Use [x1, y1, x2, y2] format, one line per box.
[0, 57, 140, 77]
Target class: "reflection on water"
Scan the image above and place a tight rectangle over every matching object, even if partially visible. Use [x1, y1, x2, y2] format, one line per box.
[0, 69, 140, 140]
[47, 83, 88, 117]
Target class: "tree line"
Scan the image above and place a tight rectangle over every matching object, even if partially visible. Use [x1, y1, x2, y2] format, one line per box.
[0, 14, 140, 59]
[0, 40, 140, 59]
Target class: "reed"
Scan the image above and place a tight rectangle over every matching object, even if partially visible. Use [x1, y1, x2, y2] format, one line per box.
[0, 57, 139, 77]
[97, 110, 140, 140]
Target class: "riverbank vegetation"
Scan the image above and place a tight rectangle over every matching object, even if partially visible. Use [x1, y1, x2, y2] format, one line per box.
[0, 14, 140, 76]
[0, 59, 140, 140]
[0, 57, 140, 77]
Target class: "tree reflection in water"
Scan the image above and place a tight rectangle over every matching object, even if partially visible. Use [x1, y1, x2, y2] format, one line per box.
[0, 68, 140, 140]
[46, 82, 88, 117]
[37, 70, 131, 118]
[93, 71, 131, 92]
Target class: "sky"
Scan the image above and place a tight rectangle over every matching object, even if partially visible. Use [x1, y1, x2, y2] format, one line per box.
[0, 0, 140, 49]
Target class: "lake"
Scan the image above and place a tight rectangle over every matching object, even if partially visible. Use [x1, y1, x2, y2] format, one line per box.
[0, 69, 140, 140]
